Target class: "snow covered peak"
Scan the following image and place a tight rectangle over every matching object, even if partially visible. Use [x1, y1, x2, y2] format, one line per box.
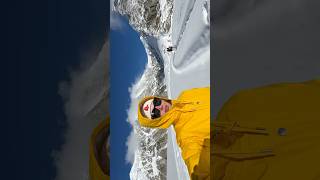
[113, 0, 173, 36]
[128, 35, 168, 180]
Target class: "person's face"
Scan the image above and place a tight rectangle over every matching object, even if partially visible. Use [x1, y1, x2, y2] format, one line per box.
[150, 98, 172, 119]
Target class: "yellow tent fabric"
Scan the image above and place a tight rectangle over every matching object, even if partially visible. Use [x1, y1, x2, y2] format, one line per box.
[138, 87, 210, 178]
[212, 80, 320, 179]
[89, 117, 110, 180]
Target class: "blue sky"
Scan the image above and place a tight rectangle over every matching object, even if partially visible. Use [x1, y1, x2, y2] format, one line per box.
[110, 15, 147, 180]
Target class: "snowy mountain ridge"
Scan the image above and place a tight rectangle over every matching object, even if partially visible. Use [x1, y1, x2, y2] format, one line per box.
[127, 34, 169, 180]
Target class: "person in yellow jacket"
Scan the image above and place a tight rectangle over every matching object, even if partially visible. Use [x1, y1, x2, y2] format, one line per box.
[138, 87, 210, 179]
[212, 80, 320, 180]
[89, 117, 110, 180]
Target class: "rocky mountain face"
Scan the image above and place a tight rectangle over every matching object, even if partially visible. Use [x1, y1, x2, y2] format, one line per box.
[113, 0, 173, 36]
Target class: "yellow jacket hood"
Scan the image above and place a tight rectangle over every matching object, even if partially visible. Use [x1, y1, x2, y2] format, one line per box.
[89, 117, 110, 180]
[138, 96, 192, 129]
[138, 87, 210, 129]
[138, 87, 210, 177]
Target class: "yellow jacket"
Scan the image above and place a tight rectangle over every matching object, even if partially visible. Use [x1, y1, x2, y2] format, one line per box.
[89, 117, 110, 180]
[138, 87, 210, 178]
[212, 80, 320, 180]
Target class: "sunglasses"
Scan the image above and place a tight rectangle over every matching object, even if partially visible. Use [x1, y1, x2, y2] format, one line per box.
[151, 98, 162, 119]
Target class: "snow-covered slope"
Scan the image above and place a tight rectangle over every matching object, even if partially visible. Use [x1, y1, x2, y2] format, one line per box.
[166, 0, 210, 179]
[114, 0, 210, 179]
[167, 0, 210, 98]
